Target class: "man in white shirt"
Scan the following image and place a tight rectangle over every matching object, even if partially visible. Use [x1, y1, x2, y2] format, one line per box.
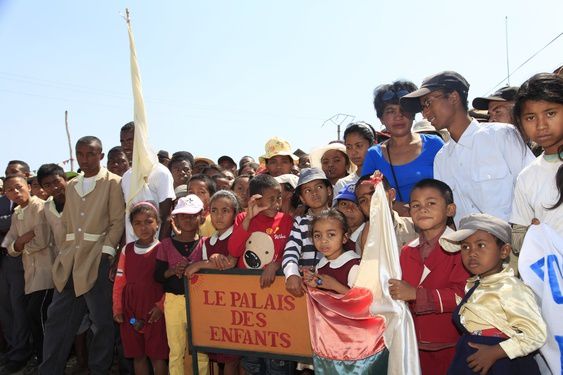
[400, 71, 534, 226]
[120, 122, 175, 242]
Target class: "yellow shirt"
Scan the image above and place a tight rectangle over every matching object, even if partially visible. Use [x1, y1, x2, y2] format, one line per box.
[199, 214, 215, 238]
[458, 267, 546, 359]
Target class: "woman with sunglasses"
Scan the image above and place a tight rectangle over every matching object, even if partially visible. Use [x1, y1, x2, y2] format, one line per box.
[362, 80, 444, 216]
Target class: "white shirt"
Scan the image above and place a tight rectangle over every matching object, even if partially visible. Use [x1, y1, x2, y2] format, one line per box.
[511, 154, 563, 234]
[121, 163, 175, 243]
[434, 120, 534, 226]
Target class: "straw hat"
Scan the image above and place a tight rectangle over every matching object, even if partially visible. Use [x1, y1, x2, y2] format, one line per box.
[259, 137, 298, 164]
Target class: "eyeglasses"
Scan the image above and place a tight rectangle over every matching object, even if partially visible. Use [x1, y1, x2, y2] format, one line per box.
[421, 94, 445, 110]
[382, 89, 410, 102]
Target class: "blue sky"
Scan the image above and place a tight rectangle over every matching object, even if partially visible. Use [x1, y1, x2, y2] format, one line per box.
[1, 0, 562, 172]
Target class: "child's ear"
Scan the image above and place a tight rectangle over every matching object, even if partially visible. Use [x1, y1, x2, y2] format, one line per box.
[500, 244, 512, 260]
[341, 232, 349, 245]
[446, 203, 456, 218]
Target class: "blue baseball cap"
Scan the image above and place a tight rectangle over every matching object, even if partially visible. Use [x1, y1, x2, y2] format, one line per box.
[334, 183, 357, 203]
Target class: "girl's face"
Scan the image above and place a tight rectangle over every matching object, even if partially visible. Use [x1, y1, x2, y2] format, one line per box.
[345, 132, 371, 168]
[460, 230, 509, 277]
[188, 180, 211, 209]
[173, 212, 201, 234]
[519, 100, 563, 154]
[321, 150, 348, 184]
[170, 160, 192, 187]
[266, 155, 293, 177]
[336, 200, 365, 231]
[132, 211, 159, 245]
[233, 177, 250, 208]
[312, 218, 347, 260]
[299, 180, 332, 211]
[381, 104, 414, 137]
[210, 197, 236, 232]
[409, 187, 455, 232]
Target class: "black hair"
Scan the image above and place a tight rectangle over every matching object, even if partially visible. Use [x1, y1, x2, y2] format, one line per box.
[355, 174, 392, 191]
[121, 121, 135, 133]
[310, 208, 349, 236]
[411, 178, 455, 227]
[249, 174, 280, 196]
[37, 164, 65, 186]
[265, 155, 294, 165]
[3, 174, 28, 186]
[7, 160, 30, 174]
[171, 151, 195, 168]
[129, 201, 160, 224]
[168, 153, 193, 171]
[439, 87, 469, 111]
[343, 121, 376, 146]
[76, 136, 103, 151]
[373, 80, 418, 119]
[238, 162, 259, 176]
[188, 174, 217, 195]
[210, 190, 241, 215]
[202, 165, 223, 175]
[107, 146, 126, 158]
[514, 73, 563, 210]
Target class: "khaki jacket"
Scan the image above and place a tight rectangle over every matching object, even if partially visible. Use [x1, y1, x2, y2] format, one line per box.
[52, 168, 125, 296]
[2, 196, 55, 294]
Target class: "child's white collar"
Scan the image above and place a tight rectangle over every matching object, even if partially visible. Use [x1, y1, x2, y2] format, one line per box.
[316, 250, 360, 269]
[209, 225, 234, 246]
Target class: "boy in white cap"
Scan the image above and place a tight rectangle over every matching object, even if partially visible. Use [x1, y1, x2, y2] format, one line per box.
[440, 213, 546, 375]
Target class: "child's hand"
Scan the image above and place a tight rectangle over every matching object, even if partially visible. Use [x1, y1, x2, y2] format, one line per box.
[174, 259, 189, 278]
[209, 254, 232, 270]
[170, 216, 182, 236]
[246, 194, 270, 220]
[14, 230, 35, 252]
[285, 275, 304, 297]
[467, 342, 506, 375]
[388, 279, 416, 301]
[113, 313, 124, 324]
[260, 262, 279, 289]
[147, 307, 163, 323]
[184, 263, 200, 279]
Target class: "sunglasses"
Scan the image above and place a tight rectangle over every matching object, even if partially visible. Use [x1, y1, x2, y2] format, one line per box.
[382, 89, 410, 102]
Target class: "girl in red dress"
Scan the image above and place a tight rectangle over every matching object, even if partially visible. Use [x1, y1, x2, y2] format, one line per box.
[113, 201, 168, 375]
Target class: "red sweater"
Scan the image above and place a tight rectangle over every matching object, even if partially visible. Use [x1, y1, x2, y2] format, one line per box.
[400, 237, 469, 350]
[228, 212, 293, 269]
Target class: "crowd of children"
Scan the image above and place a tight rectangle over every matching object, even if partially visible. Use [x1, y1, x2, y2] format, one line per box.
[0, 70, 561, 375]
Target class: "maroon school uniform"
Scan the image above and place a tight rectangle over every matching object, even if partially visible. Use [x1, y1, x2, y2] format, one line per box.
[317, 250, 361, 288]
[191, 226, 233, 261]
[399, 228, 469, 375]
[116, 242, 169, 360]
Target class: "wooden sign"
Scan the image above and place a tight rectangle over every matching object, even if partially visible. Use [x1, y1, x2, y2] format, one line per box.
[186, 270, 312, 361]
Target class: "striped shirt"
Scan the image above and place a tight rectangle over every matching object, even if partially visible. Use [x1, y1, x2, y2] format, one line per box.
[282, 214, 323, 279]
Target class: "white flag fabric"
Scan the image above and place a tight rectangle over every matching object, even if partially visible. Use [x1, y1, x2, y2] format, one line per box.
[125, 12, 157, 207]
[519, 224, 563, 375]
[354, 181, 420, 375]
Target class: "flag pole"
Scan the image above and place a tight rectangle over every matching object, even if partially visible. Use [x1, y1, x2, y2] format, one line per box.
[65, 110, 74, 171]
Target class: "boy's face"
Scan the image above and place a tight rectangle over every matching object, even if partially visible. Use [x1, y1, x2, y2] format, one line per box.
[170, 160, 192, 187]
[107, 151, 130, 177]
[4, 177, 31, 207]
[336, 200, 365, 231]
[119, 129, 134, 162]
[460, 229, 510, 277]
[40, 174, 67, 201]
[520, 100, 563, 154]
[420, 90, 456, 130]
[257, 186, 282, 218]
[266, 155, 293, 177]
[76, 142, 103, 177]
[355, 182, 396, 217]
[233, 177, 250, 208]
[321, 150, 347, 183]
[187, 180, 211, 209]
[30, 178, 49, 200]
[298, 179, 332, 210]
[409, 187, 455, 232]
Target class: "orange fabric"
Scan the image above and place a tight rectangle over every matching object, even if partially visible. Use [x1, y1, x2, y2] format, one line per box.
[112, 250, 127, 316]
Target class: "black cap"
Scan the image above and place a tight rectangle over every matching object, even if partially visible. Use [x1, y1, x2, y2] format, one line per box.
[400, 71, 470, 113]
[157, 150, 170, 159]
[472, 86, 519, 110]
[217, 155, 236, 167]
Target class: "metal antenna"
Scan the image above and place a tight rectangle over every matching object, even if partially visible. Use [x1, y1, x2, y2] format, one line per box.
[322, 113, 355, 140]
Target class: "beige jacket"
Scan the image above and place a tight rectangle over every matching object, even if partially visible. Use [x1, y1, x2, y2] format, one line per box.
[44, 198, 65, 249]
[52, 168, 125, 296]
[1, 196, 55, 294]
